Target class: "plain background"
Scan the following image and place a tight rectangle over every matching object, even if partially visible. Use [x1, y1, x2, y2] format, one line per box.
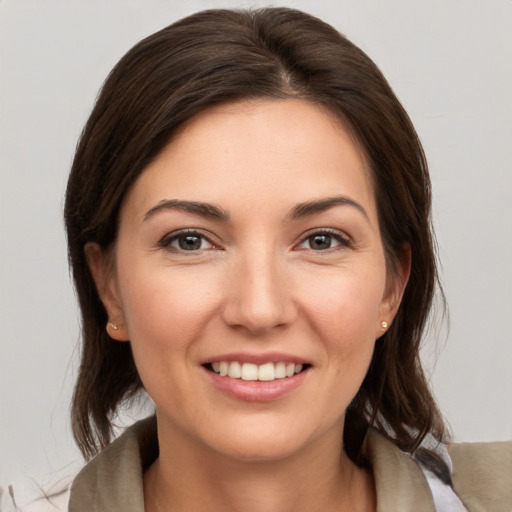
[1, 0, 511, 505]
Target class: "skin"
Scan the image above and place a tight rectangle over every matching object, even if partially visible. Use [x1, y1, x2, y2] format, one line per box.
[87, 99, 409, 512]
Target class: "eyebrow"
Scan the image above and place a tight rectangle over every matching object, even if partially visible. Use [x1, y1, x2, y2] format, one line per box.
[144, 195, 368, 224]
[144, 199, 230, 222]
[288, 196, 369, 221]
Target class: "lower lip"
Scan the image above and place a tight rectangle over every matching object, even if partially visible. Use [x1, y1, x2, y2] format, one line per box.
[203, 367, 309, 402]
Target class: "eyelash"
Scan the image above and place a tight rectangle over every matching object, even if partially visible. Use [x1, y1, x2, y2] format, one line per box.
[158, 228, 352, 254]
[158, 229, 217, 252]
[295, 228, 352, 252]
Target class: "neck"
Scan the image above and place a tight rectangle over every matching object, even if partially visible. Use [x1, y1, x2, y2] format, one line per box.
[144, 418, 375, 512]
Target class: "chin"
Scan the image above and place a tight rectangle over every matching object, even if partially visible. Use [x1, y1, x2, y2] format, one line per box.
[200, 415, 327, 463]
[214, 436, 305, 463]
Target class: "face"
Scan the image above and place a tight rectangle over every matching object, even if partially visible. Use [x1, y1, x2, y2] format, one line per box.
[89, 99, 406, 462]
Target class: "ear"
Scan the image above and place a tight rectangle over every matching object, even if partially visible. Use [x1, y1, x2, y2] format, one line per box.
[84, 242, 129, 341]
[377, 243, 411, 337]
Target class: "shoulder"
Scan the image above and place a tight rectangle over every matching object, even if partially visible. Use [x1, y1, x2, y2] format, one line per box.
[68, 417, 157, 511]
[449, 439, 512, 511]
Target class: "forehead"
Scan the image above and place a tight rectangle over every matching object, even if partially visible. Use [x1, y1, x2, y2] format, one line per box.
[122, 99, 376, 222]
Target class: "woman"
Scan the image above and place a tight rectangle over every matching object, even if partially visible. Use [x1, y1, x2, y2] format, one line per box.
[64, 7, 511, 511]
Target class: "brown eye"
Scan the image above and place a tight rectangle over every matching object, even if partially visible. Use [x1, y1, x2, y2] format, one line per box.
[176, 234, 203, 250]
[161, 230, 214, 252]
[308, 234, 334, 250]
[297, 229, 351, 251]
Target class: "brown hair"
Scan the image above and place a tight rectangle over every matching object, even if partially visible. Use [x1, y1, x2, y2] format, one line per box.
[65, 7, 447, 466]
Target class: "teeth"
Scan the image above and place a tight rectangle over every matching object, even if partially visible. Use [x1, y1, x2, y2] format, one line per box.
[210, 361, 306, 381]
[241, 363, 258, 381]
[275, 362, 286, 378]
[227, 361, 242, 378]
[258, 362, 274, 381]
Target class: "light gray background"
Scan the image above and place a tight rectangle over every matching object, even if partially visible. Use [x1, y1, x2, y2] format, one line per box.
[1, 0, 511, 505]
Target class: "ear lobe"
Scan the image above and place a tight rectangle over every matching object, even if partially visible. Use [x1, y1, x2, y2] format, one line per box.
[378, 243, 411, 334]
[84, 242, 129, 341]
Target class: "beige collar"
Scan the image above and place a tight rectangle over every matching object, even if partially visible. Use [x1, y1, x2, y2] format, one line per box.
[69, 417, 435, 512]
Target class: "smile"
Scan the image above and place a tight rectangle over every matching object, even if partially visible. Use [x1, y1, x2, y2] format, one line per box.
[206, 361, 308, 381]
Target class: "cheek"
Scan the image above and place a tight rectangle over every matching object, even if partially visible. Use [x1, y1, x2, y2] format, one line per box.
[296, 264, 386, 402]
[300, 267, 386, 344]
[116, 256, 222, 358]
[114, 260, 224, 410]
[285, 268, 385, 434]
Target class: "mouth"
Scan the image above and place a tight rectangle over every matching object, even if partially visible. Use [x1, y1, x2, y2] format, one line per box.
[203, 361, 311, 382]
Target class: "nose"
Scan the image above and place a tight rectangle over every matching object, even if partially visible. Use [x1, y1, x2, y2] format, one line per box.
[221, 249, 296, 335]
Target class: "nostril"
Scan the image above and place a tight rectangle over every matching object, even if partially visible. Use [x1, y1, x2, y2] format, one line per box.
[221, 270, 296, 334]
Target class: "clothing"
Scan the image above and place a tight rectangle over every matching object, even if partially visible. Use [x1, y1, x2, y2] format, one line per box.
[68, 416, 512, 511]
[449, 440, 512, 511]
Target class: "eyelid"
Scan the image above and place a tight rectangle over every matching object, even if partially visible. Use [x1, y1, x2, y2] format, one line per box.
[158, 228, 219, 251]
[294, 228, 352, 250]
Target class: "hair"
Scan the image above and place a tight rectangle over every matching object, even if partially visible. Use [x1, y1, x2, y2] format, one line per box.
[65, 7, 448, 469]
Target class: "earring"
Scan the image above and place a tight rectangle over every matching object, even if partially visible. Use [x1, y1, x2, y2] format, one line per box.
[108, 322, 118, 331]
[381, 321, 388, 330]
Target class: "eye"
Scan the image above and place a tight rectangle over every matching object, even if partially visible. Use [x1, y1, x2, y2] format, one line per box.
[297, 230, 351, 251]
[160, 230, 215, 252]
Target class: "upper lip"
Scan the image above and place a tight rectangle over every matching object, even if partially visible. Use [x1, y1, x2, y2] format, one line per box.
[201, 352, 310, 366]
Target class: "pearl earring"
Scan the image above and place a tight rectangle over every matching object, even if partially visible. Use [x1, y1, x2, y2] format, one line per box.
[108, 322, 118, 330]
[381, 321, 388, 330]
